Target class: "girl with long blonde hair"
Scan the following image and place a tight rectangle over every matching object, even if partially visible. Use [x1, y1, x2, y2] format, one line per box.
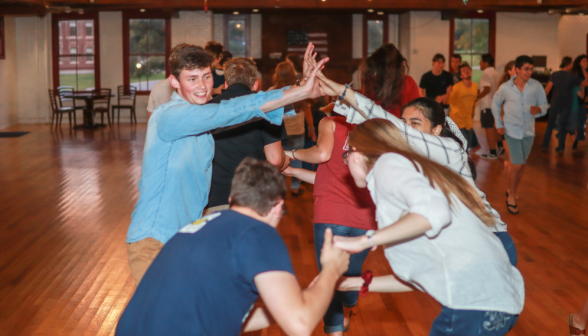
[334, 118, 524, 336]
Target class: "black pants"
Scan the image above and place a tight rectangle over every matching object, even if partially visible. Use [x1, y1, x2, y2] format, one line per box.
[542, 107, 568, 151]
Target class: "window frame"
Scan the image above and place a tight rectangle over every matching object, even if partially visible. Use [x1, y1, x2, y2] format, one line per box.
[223, 14, 251, 58]
[122, 11, 171, 95]
[0, 17, 5, 60]
[449, 12, 496, 68]
[363, 14, 388, 58]
[51, 12, 101, 91]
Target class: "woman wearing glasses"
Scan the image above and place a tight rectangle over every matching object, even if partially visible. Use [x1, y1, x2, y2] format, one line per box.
[335, 118, 524, 336]
[283, 114, 376, 336]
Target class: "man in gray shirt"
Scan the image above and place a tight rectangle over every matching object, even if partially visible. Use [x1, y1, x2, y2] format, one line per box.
[492, 55, 548, 215]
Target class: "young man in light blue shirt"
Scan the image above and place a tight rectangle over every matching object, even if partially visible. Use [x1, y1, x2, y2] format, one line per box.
[492, 55, 548, 215]
[126, 44, 326, 282]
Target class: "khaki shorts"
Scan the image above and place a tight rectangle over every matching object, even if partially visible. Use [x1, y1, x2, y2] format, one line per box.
[203, 204, 230, 216]
[127, 237, 164, 284]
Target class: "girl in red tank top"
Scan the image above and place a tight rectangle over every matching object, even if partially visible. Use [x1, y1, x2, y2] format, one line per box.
[284, 116, 376, 335]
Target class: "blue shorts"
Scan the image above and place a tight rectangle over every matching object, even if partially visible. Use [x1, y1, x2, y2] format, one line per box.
[505, 134, 534, 165]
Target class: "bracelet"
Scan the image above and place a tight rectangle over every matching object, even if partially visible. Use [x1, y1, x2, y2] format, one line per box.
[291, 149, 297, 160]
[359, 270, 373, 297]
[339, 84, 350, 101]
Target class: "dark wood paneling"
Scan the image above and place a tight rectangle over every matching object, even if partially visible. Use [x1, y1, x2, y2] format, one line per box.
[259, 12, 360, 90]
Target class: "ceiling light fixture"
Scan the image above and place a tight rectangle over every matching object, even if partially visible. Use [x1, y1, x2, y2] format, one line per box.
[140, 8, 146, 12]
[78, 9, 84, 14]
[233, 11, 239, 15]
[477, 9, 484, 13]
[252, 9, 259, 12]
[377, 11, 384, 15]
[367, 9, 374, 13]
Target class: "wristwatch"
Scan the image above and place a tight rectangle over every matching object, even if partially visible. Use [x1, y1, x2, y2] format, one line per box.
[365, 230, 375, 247]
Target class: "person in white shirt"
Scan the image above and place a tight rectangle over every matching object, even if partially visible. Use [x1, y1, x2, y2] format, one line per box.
[317, 73, 517, 266]
[331, 118, 525, 336]
[479, 54, 504, 159]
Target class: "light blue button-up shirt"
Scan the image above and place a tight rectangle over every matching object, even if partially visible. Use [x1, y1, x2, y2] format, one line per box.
[126, 90, 286, 244]
[491, 77, 548, 139]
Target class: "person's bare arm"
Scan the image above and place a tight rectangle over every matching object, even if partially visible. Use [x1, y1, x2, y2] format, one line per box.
[251, 229, 349, 336]
[334, 213, 433, 253]
[544, 81, 553, 96]
[419, 88, 426, 98]
[264, 141, 286, 170]
[286, 118, 335, 164]
[478, 86, 491, 99]
[303, 103, 317, 142]
[337, 275, 413, 293]
[282, 167, 316, 184]
[242, 303, 275, 332]
[577, 87, 585, 99]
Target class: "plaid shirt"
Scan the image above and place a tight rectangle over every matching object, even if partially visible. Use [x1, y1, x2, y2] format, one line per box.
[333, 92, 507, 232]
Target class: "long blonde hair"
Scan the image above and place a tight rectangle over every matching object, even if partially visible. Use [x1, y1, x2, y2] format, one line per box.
[348, 119, 494, 227]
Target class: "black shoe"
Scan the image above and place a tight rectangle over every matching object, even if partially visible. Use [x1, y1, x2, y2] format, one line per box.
[291, 189, 305, 198]
[506, 201, 519, 215]
[497, 147, 505, 156]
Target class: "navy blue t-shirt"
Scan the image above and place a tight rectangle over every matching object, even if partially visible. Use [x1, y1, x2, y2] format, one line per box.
[116, 210, 294, 336]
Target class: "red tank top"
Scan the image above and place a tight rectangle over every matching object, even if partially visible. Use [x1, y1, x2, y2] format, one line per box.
[313, 117, 377, 230]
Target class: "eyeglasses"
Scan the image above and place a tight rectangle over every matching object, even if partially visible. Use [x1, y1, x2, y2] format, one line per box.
[342, 149, 356, 165]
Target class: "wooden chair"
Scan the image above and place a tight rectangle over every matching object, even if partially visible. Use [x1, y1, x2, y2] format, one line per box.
[111, 86, 137, 124]
[48, 89, 75, 130]
[92, 88, 112, 127]
[57, 86, 84, 125]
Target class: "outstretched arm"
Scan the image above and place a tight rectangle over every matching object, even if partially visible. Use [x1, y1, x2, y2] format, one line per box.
[286, 118, 335, 164]
[282, 167, 316, 184]
[337, 275, 413, 293]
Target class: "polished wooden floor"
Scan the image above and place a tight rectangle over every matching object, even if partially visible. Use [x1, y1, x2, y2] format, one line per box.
[0, 121, 587, 336]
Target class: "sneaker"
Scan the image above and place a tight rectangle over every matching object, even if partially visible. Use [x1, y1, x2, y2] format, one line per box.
[497, 147, 505, 156]
[481, 153, 498, 159]
[291, 189, 305, 198]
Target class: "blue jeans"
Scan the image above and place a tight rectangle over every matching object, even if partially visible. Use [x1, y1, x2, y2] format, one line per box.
[541, 107, 568, 151]
[314, 224, 371, 333]
[282, 134, 305, 190]
[494, 232, 518, 267]
[430, 306, 519, 336]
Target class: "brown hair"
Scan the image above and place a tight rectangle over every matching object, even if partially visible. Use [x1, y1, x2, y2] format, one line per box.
[224, 57, 258, 88]
[361, 44, 408, 111]
[169, 45, 214, 80]
[285, 53, 303, 73]
[204, 41, 223, 58]
[499, 60, 516, 85]
[272, 62, 297, 89]
[348, 119, 494, 227]
[229, 158, 287, 216]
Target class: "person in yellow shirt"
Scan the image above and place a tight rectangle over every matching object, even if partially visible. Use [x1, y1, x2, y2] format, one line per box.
[446, 63, 479, 151]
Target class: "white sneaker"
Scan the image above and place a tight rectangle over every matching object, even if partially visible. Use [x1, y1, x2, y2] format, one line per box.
[481, 153, 498, 159]
[497, 147, 505, 156]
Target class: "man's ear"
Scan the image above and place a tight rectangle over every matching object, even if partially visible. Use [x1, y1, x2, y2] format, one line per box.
[252, 80, 259, 92]
[270, 200, 284, 218]
[170, 75, 181, 90]
[432, 125, 443, 136]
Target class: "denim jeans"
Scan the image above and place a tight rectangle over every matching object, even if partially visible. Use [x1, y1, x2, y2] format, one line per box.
[430, 306, 519, 336]
[282, 134, 305, 190]
[494, 232, 518, 267]
[541, 107, 568, 151]
[314, 224, 371, 333]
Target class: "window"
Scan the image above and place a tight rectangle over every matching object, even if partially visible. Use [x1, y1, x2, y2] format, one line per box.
[224, 15, 250, 57]
[70, 48, 77, 62]
[1, 17, 7, 60]
[85, 22, 93, 37]
[123, 12, 170, 93]
[363, 15, 388, 57]
[86, 47, 93, 62]
[450, 13, 495, 84]
[52, 13, 100, 91]
[69, 21, 76, 37]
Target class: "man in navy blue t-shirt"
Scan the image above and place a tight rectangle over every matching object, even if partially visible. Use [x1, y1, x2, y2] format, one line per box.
[116, 158, 350, 336]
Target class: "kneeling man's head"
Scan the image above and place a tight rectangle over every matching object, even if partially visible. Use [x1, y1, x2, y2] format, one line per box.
[169, 44, 214, 105]
[229, 158, 287, 227]
[224, 57, 259, 91]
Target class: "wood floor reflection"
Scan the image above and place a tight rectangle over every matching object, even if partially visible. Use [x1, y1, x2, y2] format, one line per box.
[0, 122, 587, 336]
